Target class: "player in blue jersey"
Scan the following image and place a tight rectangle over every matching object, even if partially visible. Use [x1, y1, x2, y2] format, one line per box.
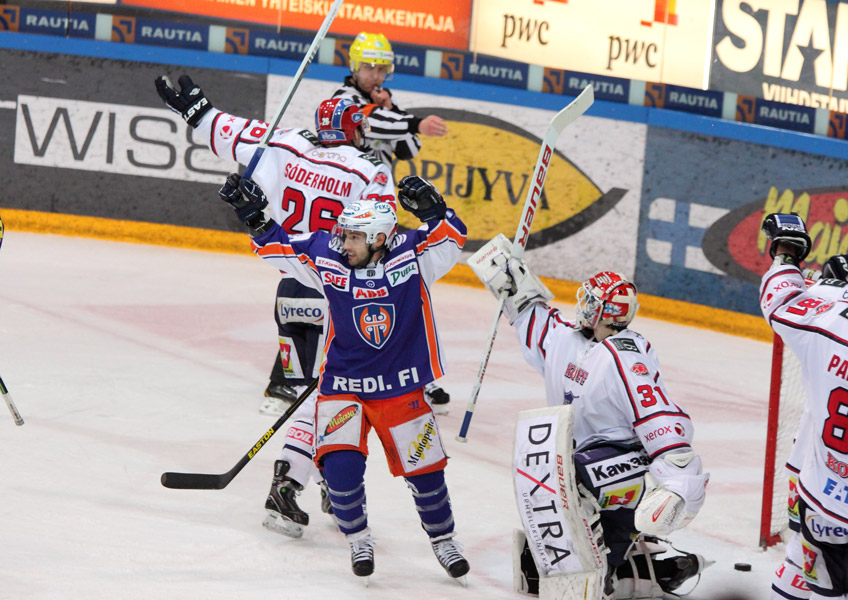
[218, 173, 470, 584]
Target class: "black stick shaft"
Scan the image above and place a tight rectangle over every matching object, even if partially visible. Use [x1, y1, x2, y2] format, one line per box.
[161, 379, 318, 490]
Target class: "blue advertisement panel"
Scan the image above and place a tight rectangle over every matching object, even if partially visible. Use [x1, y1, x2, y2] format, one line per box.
[17, 7, 96, 39]
[637, 126, 848, 316]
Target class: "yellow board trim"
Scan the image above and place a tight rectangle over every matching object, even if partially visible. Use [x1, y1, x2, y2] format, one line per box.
[0, 208, 772, 342]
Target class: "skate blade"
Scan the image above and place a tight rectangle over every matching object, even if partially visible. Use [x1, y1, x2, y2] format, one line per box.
[262, 512, 304, 538]
[453, 575, 467, 588]
[258, 397, 291, 417]
[431, 405, 449, 416]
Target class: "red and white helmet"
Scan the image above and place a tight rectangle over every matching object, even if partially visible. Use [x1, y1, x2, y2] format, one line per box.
[576, 271, 639, 330]
[333, 201, 398, 247]
[315, 98, 367, 145]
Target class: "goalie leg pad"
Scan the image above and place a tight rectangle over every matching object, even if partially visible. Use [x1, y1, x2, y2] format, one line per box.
[513, 406, 608, 599]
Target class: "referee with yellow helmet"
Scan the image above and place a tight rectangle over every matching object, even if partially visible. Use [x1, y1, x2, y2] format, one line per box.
[332, 31, 453, 414]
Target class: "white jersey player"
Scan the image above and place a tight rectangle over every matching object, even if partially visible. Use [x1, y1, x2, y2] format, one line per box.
[762, 214, 848, 600]
[155, 75, 395, 538]
[469, 234, 710, 598]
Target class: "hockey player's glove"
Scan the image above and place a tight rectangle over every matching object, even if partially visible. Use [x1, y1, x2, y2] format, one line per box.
[761, 213, 811, 263]
[398, 175, 447, 222]
[219, 173, 272, 236]
[824, 254, 848, 281]
[155, 74, 213, 128]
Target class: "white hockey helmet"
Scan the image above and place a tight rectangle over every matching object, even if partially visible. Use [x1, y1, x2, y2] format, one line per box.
[333, 201, 398, 247]
[576, 271, 639, 330]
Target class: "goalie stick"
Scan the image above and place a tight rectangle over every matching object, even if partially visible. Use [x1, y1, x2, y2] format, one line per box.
[161, 379, 318, 490]
[456, 85, 595, 443]
[241, 0, 344, 181]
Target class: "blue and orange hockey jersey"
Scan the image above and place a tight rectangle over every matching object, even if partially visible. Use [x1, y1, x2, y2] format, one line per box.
[250, 211, 467, 399]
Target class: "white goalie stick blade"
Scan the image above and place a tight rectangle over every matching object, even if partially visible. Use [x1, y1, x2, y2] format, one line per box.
[456, 85, 594, 443]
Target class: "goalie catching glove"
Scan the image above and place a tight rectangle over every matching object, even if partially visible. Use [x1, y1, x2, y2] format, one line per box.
[634, 451, 709, 537]
[468, 234, 553, 323]
[761, 213, 811, 264]
[155, 74, 213, 128]
[219, 173, 272, 236]
[397, 175, 447, 222]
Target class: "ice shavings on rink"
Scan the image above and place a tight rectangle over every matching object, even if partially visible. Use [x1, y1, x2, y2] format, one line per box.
[0, 232, 786, 599]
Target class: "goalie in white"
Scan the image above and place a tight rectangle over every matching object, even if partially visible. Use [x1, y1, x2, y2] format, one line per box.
[470, 234, 710, 599]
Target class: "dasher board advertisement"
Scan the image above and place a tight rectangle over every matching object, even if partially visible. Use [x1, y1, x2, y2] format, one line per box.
[119, 0, 472, 51]
[712, 0, 848, 112]
[470, 0, 713, 89]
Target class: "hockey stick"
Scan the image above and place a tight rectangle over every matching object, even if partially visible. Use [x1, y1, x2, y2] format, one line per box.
[456, 85, 595, 443]
[0, 375, 24, 426]
[241, 0, 344, 181]
[0, 215, 20, 427]
[161, 378, 318, 490]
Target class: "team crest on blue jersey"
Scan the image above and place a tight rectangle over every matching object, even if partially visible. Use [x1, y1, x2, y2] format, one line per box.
[353, 303, 395, 349]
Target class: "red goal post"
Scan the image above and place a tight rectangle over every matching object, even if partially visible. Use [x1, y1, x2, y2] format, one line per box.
[760, 333, 806, 548]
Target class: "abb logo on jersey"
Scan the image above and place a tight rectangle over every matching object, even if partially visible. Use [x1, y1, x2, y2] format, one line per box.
[323, 271, 349, 291]
[354, 286, 388, 299]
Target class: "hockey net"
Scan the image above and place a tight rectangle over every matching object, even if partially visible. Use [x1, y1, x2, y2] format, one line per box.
[760, 333, 806, 548]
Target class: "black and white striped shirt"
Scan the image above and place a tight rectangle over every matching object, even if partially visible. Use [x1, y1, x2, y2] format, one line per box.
[332, 76, 423, 167]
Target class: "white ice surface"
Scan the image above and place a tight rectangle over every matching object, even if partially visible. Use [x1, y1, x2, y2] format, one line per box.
[0, 232, 783, 599]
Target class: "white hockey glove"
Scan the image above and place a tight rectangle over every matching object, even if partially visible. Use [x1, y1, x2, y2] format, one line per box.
[467, 234, 553, 324]
[634, 451, 708, 537]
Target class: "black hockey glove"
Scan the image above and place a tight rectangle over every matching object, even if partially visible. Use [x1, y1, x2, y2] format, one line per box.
[761, 213, 811, 263]
[155, 74, 213, 128]
[823, 254, 848, 281]
[219, 173, 271, 236]
[398, 175, 447, 222]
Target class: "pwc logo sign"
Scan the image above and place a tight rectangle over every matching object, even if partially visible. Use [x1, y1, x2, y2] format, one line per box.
[703, 186, 848, 284]
[353, 303, 395, 349]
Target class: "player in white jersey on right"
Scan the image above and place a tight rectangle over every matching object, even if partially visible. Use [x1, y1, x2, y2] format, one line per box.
[469, 235, 710, 598]
[761, 213, 848, 600]
[155, 74, 395, 538]
[764, 244, 848, 600]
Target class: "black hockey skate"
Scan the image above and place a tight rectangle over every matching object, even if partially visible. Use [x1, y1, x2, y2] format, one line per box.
[262, 460, 309, 538]
[655, 550, 709, 594]
[431, 533, 470, 585]
[347, 529, 375, 579]
[424, 382, 450, 415]
[614, 535, 711, 597]
[259, 382, 299, 416]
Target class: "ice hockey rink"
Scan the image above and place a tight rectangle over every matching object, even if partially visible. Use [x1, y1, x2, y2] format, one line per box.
[0, 230, 786, 600]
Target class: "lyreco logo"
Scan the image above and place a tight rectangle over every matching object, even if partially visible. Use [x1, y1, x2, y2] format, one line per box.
[806, 515, 848, 543]
[14, 95, 231, 183]
[388, 262, 419, 286]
